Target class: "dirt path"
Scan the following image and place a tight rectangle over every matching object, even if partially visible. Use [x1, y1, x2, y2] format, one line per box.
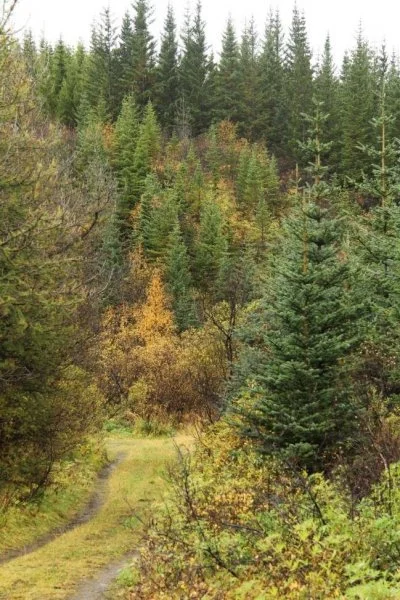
[0, 435, 191, 600]
[0, 455, 125, 566]
[70, 555, 133, 600]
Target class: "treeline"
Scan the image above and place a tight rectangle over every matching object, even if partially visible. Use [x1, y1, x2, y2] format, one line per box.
[22, 1, 400, 177]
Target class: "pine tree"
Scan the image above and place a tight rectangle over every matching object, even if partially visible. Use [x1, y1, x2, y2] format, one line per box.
[214, 18, 242, 124]
[195, 199, 227, 291]
[258, 10, 287, 157]
[165, 221, 196, 331]
[340, 29, 377, 180]
[285, 6, 314, 165]
[232, 104, 362, 470]
[122, 102, 161, 225]
[239, 18, 259, 140]
[179, 1, 212, 136]
[234, 202, 360, 470]
[130, 0, 156, 111]
[112, 95, 141, 231]
[314, 36, 341, 170]
[155, 5, 179, 134]
[85, 7, 118, 119]
[57, 44, 86, 127]
[115, 11, 134, 108]
[48, 39, 71, 117]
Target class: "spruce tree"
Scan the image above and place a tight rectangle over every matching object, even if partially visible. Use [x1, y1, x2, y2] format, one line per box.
[155, 5, 179, 134]
[57, 44, 86, 127]
[239, 18, 259, 139]
[258, 10, 287, 157]
[340, 30, 377, 180]
[285, 6, 313, 165]
[214, 18, 242, 124]
[85, 7, 118, 119]
[126, 103, 161, 222]
[179, 1, 212, 136]
[315, 36, 341, 170]
[353, 85, 400, 396]
[165, 221, 197, 331]
[48, 39, 71, 117]
[233, 107, 361, 471]
[131, 0, 156, 111]
[114, 12, 134, 110]
[113, 95, 140, 218]
[195, 199, 227, 291]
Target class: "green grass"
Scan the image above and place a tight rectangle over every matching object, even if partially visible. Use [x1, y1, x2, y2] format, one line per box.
[0, 435, 192, 600]
[0, 438, 105, 558]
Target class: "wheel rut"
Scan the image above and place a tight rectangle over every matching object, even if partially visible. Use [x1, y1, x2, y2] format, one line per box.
[0, 453, 125, 566]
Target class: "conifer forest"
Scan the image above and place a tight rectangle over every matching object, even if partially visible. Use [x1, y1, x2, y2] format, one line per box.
[3, 0, 400, 597]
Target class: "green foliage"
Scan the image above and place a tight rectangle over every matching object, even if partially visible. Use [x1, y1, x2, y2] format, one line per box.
[127, 422, 400, 599]
[232, 202, 362, 470]
[179, 1, 212, 136]
[155, 5, 179, 134]
[214, 18, 242, 124]
[165, 222, 197, 331]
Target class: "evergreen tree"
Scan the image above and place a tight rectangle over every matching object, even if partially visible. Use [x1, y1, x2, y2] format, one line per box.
[340, 29, 377, 180]
[155, 5, 179, 134]
[239, 18, 259, 140]
[165, 221, 197, 331]
[130, 0, 156, 111]
[85, 7, 118, 119]
[353, 85, 400, 398]
[115, 11, 134, 108]
[195, 199, 227, 291]
[48, 39, 71, 117]
[285, 6, 313, 165]
[57, 44, 86, 127]
[314, 35, 341, 170]
[180, 1, 212, 136]
[214, 18, 242, 124]
[233, 202, 360, 470]
[113, 94, 140, 217]
[258, 10, 287, 158]
[386, 55, 400, 142]
[127, 102, 161, 220]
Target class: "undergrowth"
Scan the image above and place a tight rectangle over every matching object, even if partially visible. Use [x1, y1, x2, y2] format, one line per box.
[124, 422, 400, 599]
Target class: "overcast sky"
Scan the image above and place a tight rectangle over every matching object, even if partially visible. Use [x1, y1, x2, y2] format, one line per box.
[12, 0, 400, 65]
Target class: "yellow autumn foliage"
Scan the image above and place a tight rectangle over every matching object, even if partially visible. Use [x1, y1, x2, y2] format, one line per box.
[97, 269, 226, 422]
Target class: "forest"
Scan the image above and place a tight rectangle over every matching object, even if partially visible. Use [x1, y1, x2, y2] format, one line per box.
[2, 0, 400, 597]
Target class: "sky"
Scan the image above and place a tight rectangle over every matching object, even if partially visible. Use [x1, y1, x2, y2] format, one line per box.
[12, 0, 400, 65]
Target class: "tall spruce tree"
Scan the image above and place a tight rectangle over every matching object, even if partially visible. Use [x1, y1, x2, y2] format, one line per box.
[85, 7, 118, 119]
[57, 44, 86, 127]
[258, 10, 287, 158]
[214, 18, 242, 124]
[239, 18, 259, 140]
[115, 11, 134, 110]
[155, 5, 179, 134]
[340, 29, 377, 180]
[179, 1, 212, 136]
[233, 107, 361, 471]
[113, 95, 140, 218]
[285, 6, 313, 165]
[130, 0, 156, 111]
[315, 36, 341, 170]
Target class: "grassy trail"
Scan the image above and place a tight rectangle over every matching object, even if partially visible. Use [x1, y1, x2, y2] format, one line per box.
[0, 435, 190, 600]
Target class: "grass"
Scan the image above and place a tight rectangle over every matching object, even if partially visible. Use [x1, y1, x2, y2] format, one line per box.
[0, 435, 192, 600]
[0, 438, 105, 558]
